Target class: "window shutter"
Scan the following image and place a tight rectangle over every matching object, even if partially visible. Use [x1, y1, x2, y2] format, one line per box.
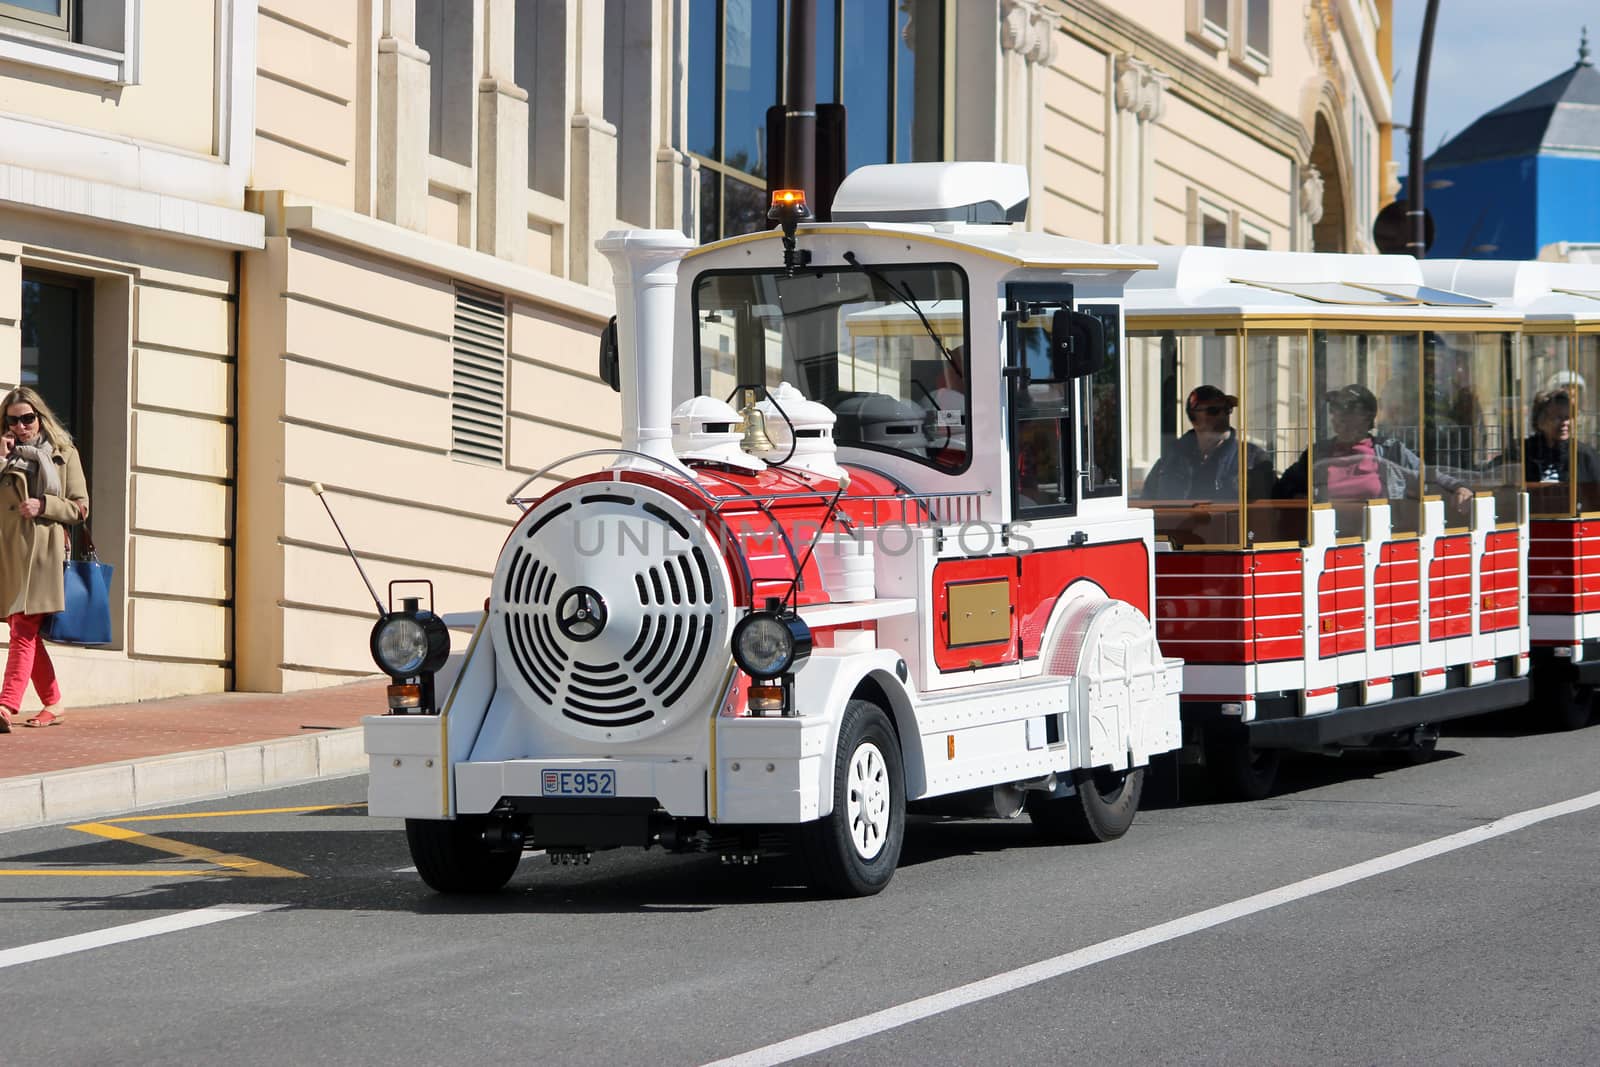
[451, 285, 507, 465]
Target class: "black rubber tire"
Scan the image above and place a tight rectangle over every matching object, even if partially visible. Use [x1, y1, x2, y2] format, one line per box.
[1539, 679, 1594, 732]
[801, 701, 905, 897]
[1204, 738, 1281, 801]
[1028, 765, 1145, 843]
[405, 817, 522, 894]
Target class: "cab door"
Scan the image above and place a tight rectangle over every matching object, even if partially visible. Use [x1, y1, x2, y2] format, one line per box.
[1006, 282, 1078, 519]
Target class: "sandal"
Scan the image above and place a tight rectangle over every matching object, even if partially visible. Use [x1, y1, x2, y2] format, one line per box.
[0, 706, 12, 733]
[24, 708, 63, 728]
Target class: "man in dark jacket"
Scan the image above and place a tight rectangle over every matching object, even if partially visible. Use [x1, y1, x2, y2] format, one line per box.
[1141, 385, 1275, 502]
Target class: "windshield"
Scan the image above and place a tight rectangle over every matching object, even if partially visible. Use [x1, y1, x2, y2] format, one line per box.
[693, 265, 971, 472]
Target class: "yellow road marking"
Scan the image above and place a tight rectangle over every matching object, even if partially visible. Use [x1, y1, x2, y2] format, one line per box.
[0, 805, 364, 881]
[0, 869, 216, 878]
[69, 822, 307, 879]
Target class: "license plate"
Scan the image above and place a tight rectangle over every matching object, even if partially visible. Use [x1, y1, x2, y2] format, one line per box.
[542, 769, 617, 797]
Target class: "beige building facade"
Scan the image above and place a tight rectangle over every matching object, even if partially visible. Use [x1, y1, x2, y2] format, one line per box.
[0, 0, 1392, 704]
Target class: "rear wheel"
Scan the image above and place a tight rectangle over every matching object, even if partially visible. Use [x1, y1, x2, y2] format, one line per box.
[1028, 765, 1145, 843]
[1205, 737, 1281, 801]
[1539, 678, 1594, 732]
[405, 817, 522, 894]
[801, 701, 905, 897]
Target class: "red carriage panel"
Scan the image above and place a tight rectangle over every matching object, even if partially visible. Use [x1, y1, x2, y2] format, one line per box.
[1318, 546, 1365, 657]
[1428, 535, 1473, 640]
[1528, 519, 1600, 617]
[1479, 530, 1521, 633]
[1374, 541, 1421, 649]
[1018, 540, 1151, 657]
[1154, 550, 1302, 665]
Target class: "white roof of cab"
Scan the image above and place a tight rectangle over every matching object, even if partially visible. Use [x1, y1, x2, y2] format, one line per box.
[683, 222, 1157, 273]
[1118, 245, 1513, 323]
[1422, 260, 1600, 323]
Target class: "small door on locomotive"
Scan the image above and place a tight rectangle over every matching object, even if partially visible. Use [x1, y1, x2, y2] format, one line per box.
[1423, 259, 1600, 729]
[1118, 246, 1532, 795]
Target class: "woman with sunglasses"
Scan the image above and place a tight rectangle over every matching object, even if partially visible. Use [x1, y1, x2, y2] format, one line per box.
[0, 386, 89, 731]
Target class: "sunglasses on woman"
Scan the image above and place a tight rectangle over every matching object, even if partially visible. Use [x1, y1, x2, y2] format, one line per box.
[4, 412, 37, 427]
[1191, 404, 1229, 417]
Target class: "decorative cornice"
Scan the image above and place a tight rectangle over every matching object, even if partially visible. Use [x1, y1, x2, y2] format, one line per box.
[1001, 0, 1057, 66]
[1050, 0, 1313, 162]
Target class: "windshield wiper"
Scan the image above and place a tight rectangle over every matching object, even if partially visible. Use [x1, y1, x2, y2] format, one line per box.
[842, 250, 963, 378]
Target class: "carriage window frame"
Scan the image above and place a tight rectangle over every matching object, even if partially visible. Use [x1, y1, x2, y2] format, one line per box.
[690, 261, 973, 476]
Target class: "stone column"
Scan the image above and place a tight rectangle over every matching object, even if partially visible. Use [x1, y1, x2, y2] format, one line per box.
[999, 0, 1056, 229]
[1110, 54, 1168, 243]
[569, 0, 617, 288]
[376, 0, 430, 231]
[477, 0, 529, 261]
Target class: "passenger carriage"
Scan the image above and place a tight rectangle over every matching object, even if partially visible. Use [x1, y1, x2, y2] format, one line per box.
[1423, 259, 1600, 729]
[1120, 248, 1533, 798]
[362, 163, 1183, 897]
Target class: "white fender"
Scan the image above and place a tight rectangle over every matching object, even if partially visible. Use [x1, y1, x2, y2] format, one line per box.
[790, 649, 920, 816]
[1045, 598, 1181, 770]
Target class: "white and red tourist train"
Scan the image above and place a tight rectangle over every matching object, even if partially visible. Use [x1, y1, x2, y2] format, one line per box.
[356, 161, 1592, 896]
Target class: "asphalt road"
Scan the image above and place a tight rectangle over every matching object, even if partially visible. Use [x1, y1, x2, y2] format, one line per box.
[2, 712, 1598, 1066]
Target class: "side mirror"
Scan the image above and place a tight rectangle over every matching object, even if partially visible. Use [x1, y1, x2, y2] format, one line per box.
[1049, 309, 1107, 380]
[598, 316, 620, 392]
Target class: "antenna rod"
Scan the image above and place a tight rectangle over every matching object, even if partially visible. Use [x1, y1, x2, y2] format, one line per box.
[310, 482, 387, 615]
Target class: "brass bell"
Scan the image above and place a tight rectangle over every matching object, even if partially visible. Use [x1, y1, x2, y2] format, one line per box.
[738, 388, 775, 454]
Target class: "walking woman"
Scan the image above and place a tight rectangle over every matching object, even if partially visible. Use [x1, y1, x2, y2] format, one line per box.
[0, 386, 88, 731]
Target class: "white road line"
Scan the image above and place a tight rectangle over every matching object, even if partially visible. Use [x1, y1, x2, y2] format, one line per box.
[705, 787, 1600, 1067]
[0, 904, 284, 971]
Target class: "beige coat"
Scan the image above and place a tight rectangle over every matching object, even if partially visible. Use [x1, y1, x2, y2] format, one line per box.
[0, 443, 88, 617]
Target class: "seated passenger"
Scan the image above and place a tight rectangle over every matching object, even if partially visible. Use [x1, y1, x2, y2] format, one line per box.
[1523, 388, 1600, 486]
[1276, 384, 1473, 508]
[1141, 385, 1274, 502]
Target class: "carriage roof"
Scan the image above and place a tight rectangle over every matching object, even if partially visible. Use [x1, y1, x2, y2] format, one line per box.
[1421, 259, 1600, 327]
[1117, 245, 1519, 328]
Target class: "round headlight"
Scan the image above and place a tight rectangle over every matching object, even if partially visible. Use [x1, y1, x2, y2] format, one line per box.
[732, 608, 813, 678]
[373, 615, 428, 675]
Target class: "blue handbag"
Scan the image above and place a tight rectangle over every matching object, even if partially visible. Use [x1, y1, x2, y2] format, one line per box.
[41, 540, 114, 646]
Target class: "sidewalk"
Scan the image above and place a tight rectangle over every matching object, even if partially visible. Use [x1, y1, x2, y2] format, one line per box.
[0, 678, 387, 831]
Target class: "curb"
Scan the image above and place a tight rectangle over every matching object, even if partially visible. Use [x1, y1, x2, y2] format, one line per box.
[0, 727, 368, 831]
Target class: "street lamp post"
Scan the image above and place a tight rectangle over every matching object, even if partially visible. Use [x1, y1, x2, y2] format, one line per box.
[1408, 0, 1441, 258]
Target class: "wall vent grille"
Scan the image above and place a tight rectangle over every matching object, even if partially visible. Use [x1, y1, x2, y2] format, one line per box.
[451, 284, 507, 465]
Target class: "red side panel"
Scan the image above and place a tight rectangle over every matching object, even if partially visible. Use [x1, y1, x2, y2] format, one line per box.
[1018, 540, 1151, 657]
[933, 557, 1018, 671]
[1527, 519, 1600, 617]
[1317, 547, 1366, 657]
[1153, 549, 1303, 666]
[1429, 535, 1473, 640]
[1375, 541, 1421, 649]
[1480, 530, 1521, 633]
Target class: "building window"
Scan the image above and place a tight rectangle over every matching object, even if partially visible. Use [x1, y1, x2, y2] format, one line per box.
[1187, 0, 1227, 50]
[517, 0, 567, 199]
[0, 0, 70, 39]
[18, 269, 92, 480]
[687, 0, 946, 244]
[1240, 220, 1269, 250]
[450, 286, 508, 466]
[1189, 191, 1230, 247]
[1230, 0, 1270, 74]
[0, 0, 138, 83]
[417, 0, 474, 165]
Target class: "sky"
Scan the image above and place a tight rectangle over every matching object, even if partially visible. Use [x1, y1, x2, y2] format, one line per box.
[1389, 0, 1593, 163]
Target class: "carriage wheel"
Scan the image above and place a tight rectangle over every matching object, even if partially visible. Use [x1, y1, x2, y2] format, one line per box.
[1028, 765, 1146, 843]
[1204, 737, 1281, 801]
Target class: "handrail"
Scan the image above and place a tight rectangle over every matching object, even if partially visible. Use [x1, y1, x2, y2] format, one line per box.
[505, 448, 991, 524]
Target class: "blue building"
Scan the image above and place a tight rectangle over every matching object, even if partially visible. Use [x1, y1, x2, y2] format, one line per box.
[1401, 36, 1600, 259]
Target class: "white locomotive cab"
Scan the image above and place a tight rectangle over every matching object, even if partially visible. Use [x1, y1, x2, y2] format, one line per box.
[363, 163, 1182, 897]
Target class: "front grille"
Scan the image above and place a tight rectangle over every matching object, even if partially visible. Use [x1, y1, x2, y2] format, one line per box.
[492, 483, 731, 740]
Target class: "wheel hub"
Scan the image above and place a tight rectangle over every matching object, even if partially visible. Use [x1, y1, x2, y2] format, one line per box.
[846, 741, 890, 859]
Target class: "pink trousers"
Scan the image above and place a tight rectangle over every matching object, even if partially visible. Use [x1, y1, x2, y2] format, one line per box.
[2, 612, 61, 712]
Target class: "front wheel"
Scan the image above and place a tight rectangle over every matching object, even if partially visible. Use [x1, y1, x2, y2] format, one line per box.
[405, 817, 522, 894]
[1028, 765, 1145, 843]
[801, 701, 905, 897]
